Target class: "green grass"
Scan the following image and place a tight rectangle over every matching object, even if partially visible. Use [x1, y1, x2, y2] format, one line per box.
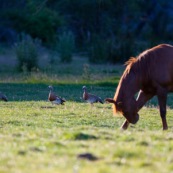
[0, 99, 173, 173]
[1, 56, 173, 173]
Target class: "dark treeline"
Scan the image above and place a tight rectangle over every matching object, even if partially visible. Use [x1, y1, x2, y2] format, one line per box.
[1, 0, 173, 63]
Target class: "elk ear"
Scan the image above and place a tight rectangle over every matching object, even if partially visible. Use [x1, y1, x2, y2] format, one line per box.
[105, 98, 116, 104]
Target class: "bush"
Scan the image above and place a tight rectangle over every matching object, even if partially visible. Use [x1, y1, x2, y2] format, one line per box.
[14, 34, 40, 72]
[88, 34, 139, 64]
[89, 36, 109, 63]
[2, 1, 63, 46]
[57, 31, 75, 63]
[108, 37, 135, 63]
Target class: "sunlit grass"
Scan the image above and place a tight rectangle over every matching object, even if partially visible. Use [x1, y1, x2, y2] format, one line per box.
[0, 98, 173, 173]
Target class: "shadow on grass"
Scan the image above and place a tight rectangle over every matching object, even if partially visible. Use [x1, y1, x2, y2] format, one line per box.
[77, 153, 100, 161]
[63, 132, 98, 140]
[40, 106, 56, 109]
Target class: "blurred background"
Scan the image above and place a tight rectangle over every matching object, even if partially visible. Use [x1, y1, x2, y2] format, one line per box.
[0, 0, 173, 72]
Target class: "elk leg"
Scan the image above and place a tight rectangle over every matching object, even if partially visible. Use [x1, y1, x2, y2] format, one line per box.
[136, 90, 154, 111]
[157, 89, 168, 130]
[121, 120, 130, 130]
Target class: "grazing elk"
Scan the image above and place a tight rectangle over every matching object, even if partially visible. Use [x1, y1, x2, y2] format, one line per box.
[106, 44, 173, 130]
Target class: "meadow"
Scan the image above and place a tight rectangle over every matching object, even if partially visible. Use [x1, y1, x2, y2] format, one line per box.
[1, 54, 173, 173]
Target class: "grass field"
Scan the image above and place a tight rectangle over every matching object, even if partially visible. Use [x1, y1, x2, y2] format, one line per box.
[1, 55, 173, 173]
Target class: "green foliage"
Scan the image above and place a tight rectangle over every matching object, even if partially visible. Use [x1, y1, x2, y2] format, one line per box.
[24, 1, 62, 46]
[89, 36, 109, 63]
[14, 34, 40, 72]
[1, 0, 173, 63]
[2, 1, 63, 45]
[111, 35, 136, 63]
[57, 31, 75, 63]
[89, 35, 136, 64]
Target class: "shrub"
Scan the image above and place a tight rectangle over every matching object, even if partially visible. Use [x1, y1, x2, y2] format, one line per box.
[14, 34, 40, 72]
[89, 35, 109, 63]
[2, 1, 63, 46]
[57, 31, 75, 63]
[88, 34, 137, 64]
[107, 38, 135, 63]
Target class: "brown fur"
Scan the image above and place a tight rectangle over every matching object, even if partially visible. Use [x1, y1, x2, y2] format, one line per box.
[106, 44, 173, 130]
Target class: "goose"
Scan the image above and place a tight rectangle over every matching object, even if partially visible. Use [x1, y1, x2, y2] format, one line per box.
[0, 92, 8, 102]
[48, 86, 66, 105]
[82, 86, 103, 105]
